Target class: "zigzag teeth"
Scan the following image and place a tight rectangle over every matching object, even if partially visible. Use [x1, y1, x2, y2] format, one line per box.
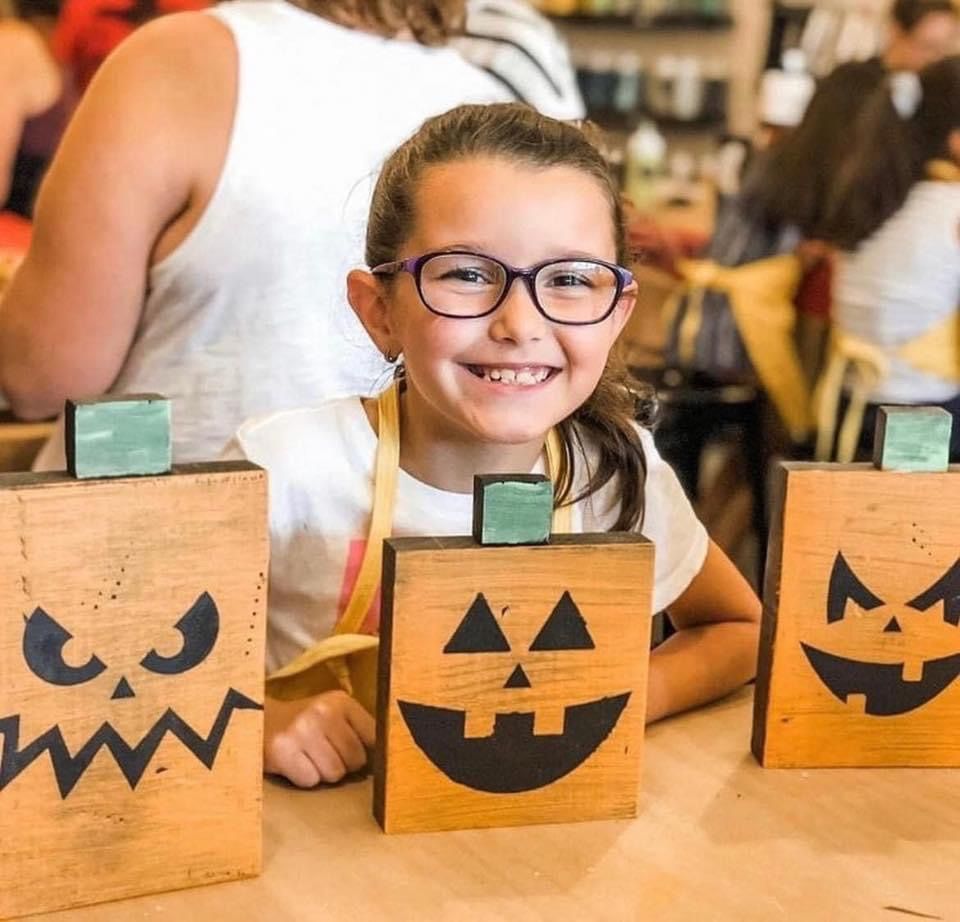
[0, 688, 262, 799]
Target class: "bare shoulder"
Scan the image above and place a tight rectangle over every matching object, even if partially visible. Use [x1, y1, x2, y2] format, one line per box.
[87, 11, 236, 116]
[42, 10, 239, 245]
[0, 18, 41, 53]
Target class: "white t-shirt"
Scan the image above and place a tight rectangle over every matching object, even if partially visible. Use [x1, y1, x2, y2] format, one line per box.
[227, 397, 708, 673]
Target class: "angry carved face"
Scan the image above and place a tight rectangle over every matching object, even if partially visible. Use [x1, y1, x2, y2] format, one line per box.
[801, 553, 960, 716]
[1, 592, 261, 798]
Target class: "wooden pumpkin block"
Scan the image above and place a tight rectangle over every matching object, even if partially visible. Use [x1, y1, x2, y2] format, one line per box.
[0, 461, 268, 918]
[753, 461, 960, 767]
[374, 533, 653, 834]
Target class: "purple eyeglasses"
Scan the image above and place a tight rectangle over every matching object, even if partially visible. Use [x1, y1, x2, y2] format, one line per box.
[371, 249, 634, 326]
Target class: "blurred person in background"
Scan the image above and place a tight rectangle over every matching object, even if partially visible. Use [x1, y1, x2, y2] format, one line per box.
[879, 0, 957, 72]
[0, 0, 508, 466]
[1, 0, 75, 218]
[815, 0, 958, 101]
[813, 57, 960, 462]
[455, 0, 584, 120]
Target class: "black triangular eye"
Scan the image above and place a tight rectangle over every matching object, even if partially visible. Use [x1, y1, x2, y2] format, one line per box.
[444, 594, 510, 653]
[906, 559, 960, 626]
[140, 592, 219, 674]
[827, 553, 884, 623]
[529, 591, 595, 651]
[22, 607, 107, 686]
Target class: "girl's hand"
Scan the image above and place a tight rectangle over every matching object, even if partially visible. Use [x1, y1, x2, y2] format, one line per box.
[263, 690, 376, 787]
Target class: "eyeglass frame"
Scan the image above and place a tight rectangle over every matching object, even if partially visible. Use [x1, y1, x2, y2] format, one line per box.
[370, 249, 635, 327]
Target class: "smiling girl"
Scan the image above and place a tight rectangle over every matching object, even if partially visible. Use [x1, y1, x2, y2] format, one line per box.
[229, 103, 760, 788]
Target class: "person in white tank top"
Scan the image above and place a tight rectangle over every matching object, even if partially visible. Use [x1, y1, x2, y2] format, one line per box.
[0, 0, 509, 465]
[815, 57, 960, 460]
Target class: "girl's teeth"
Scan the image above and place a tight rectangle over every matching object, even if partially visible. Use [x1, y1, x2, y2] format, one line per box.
[477, 367, 549, 385]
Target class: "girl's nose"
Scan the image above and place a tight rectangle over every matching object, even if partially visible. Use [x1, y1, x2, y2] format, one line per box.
[488, 278, 547, 344]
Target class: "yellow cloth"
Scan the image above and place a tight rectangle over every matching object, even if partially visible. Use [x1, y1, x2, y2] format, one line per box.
[814, 315, 960, 463]
[899, 311, 960, 384]
[927, 159, 960, 183]
[667, 254, 813, 443]
[266, 381, 571, 712]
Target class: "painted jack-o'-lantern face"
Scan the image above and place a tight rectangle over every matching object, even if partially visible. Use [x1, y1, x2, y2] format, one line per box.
[0, 592, 261, 798]
[801, 553, 960, 716]
[398, 591, 630, 793]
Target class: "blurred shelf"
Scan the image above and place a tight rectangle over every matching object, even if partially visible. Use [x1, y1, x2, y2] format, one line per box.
[587, 110, 728, 133]
[549, 12, 734, 30]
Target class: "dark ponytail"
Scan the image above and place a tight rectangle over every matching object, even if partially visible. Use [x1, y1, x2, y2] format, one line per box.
[555, 354, 656, 533]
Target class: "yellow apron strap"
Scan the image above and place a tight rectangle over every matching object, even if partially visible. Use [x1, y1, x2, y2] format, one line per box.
[335, 382, 570, 633]
[332, 380, 401, 635]
[814, 313, 959, 463]
[813, 330, 889, 463]
[271, 385, 570, 692]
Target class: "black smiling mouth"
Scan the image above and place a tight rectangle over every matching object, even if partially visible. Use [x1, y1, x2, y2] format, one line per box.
[398, 692, 630, 793]
[801, 643, 960, 716]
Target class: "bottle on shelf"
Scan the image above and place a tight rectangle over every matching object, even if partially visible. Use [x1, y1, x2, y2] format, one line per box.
[672, 56, 704, 121]
[624, 120, 667, 209]
[759, 47, 814, 132]
[612, 52, 644, 119]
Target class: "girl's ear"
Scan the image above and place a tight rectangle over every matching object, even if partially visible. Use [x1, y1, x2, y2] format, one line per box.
[608, 281, 637, 343]
[347, 269, 400, 359]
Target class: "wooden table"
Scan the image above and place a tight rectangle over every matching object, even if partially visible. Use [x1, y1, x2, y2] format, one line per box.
[31, 687, 959, 922]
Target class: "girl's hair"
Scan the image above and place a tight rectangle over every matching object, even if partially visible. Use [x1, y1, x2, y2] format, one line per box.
[817, 55, 960, 250]
[289, 0, 465, 44]
[367, 102, 654, 531]
[739, 61, 888, 239]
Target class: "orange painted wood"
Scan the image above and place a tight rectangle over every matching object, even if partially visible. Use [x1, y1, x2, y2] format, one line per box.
[0, 463, 268, 917]
[21, 689, 960, 922]
[754, 462, 960, 767]
[375, 533, 653, 833]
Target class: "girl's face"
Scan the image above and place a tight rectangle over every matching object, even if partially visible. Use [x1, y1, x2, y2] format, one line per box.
[377, 157, 635, 448]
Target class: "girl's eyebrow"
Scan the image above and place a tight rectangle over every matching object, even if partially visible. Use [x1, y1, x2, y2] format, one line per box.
[430, 243, 492, 253]
[429, 244, 611, 261]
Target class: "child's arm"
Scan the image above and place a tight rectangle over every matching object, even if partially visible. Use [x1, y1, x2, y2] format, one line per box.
[263, 690, 376, 787]
[645, 539, 761, 723]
